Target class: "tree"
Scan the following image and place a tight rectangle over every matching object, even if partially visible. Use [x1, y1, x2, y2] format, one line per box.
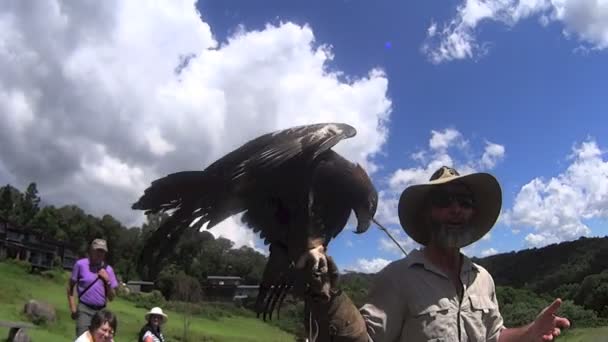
[0, 184, 23, 222]
[20, 182, 41, 226]
[29, 206, 65, 238]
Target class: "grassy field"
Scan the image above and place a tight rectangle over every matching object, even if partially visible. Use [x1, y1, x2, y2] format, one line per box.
[559, 326, 608, 342]
[0, 261, 295, 341]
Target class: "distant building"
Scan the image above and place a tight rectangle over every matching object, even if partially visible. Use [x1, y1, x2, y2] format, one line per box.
[0, 217, 78, 270]
[234, 284, 259, 300]
[206, 275, 242, 286]
[205, 275, 253, 301]
[126, 280, 155, 294]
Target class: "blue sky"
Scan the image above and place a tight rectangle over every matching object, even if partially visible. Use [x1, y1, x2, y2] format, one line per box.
[196, 0, 608, 271]
[1, 1, 607, 273]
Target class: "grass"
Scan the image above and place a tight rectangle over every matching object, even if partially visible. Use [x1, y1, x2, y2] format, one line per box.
[0, 261, 295, 341]
[559, 326, 608, 342]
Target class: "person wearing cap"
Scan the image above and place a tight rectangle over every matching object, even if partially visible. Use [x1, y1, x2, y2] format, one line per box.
[304, 166, 571, 341]
[138, 307, 168, 342]
[68, 238, 119, 338]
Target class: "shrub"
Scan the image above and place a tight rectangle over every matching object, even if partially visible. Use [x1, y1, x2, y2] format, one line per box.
[122, 290, 166, 309]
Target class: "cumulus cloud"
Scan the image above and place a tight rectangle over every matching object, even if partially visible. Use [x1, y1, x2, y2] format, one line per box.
[422, 0, 608, 63]
[387, 128, 504, 192]
[0, 1, 391, 250]
[481, 247, 498, 257]
[481, 142, 506, 169]
[503, 139, 608, 247]
[348, 258, 391, 273]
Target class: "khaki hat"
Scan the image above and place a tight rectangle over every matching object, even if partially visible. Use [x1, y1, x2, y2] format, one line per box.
[91, 238, 108, 252]
[145, 307, 168, 324]
[398, 166, 502, 247]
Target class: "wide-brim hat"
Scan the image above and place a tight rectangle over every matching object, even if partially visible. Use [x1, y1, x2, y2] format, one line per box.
[398, 166, 502, 247]
[145, 307, 168, 324]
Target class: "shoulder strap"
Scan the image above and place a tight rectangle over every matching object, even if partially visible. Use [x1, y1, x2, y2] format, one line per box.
[78, 276, 101, 298]
[78, 264, 109, 299]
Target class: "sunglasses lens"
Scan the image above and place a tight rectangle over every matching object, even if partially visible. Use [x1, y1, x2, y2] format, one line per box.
[431, 192, 474, 208]
[457, 197, 474, 208]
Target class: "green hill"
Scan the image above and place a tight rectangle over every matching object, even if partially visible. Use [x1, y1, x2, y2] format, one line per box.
[472, 236, 608, 292]
[0, 261, 295, 342]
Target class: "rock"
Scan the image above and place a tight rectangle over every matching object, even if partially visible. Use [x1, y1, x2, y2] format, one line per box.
[10, 328, 31, 342]
[23, 299, 56, 325]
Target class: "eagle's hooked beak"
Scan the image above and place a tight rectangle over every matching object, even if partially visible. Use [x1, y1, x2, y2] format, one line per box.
[354, 207, 373, 234]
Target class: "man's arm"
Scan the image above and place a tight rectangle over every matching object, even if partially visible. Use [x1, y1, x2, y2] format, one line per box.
[67, 278, 78, 319]
[98, 267, 117, 301]
[498, 299, 570, 342]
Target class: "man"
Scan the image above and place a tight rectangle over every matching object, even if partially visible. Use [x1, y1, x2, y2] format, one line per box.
[67, 238, 119, 337]
[306, 166, 571, 341]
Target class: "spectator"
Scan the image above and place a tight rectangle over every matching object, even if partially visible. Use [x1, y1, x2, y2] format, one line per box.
[74, 309, 117, 342]
[67, 238, 119, 337]
[138, 307, 168, 342]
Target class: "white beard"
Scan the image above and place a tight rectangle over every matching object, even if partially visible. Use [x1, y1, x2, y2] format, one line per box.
[431, 222, 477, 249]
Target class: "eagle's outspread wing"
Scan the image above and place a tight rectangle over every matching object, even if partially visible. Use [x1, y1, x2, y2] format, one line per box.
[132, 123, 360, 278]
[133, 122, 378, 323]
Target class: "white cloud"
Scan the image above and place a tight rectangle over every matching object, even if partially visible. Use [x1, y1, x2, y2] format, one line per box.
[422, 0, 608, 63]
[349, 258, 391, 273]
[481, 142, 506, 169]
[503, 139, 608, 247]
[429, 128, 465, 151]
[388, 128, 504, 193]
[481, 247, 498, 257]
[0, 1, 392, 250]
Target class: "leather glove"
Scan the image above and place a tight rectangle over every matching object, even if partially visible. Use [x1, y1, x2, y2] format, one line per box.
[305, 254, 369, 342]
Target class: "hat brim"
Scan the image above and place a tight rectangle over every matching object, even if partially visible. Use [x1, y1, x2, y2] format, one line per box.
[398, 172, 502, 246]
[145, 313, 168, 324]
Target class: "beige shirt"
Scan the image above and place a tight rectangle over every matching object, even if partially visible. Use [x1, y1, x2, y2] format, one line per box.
[359, 249, 504, 342]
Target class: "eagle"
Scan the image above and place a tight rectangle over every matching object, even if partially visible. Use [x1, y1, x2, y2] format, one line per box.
[132, 122, 378, 319]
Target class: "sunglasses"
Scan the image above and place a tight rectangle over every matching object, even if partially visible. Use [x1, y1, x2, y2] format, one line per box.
[430, 191, 475, 209]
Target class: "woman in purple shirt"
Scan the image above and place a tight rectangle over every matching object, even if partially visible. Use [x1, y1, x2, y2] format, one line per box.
[67, 238, 119, 338]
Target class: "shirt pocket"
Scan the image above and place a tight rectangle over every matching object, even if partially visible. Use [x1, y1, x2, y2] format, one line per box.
[412, 300, 454, 341]
[468, 294, 498, 340]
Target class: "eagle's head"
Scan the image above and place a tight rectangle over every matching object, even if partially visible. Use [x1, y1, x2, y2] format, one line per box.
[350, 164, 378, 234]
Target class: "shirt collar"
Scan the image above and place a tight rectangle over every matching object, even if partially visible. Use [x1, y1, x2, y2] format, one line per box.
[405, 248, 479, 278]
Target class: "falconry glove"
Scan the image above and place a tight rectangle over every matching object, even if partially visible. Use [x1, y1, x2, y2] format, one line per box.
[305, 255, 369, 342]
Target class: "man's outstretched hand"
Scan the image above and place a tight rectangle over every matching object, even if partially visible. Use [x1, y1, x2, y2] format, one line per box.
[528, 298, 571, 341]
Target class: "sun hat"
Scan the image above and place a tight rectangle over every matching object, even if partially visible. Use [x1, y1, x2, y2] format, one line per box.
[397, 166, 502, 246]
[145, 307, 168, 324]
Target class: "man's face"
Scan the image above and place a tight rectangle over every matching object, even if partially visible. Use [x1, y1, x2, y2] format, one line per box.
[90, 248, 107, 264]
[427, 182, 476, 249]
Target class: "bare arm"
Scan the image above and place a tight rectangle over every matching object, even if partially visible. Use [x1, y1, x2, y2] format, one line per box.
[99, 268, 116, 301]
[67, 279, 78, 318]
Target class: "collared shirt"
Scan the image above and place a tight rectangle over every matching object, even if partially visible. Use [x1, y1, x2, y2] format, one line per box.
[359, 249, 504, 342]
[71, 258, 118, 307]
